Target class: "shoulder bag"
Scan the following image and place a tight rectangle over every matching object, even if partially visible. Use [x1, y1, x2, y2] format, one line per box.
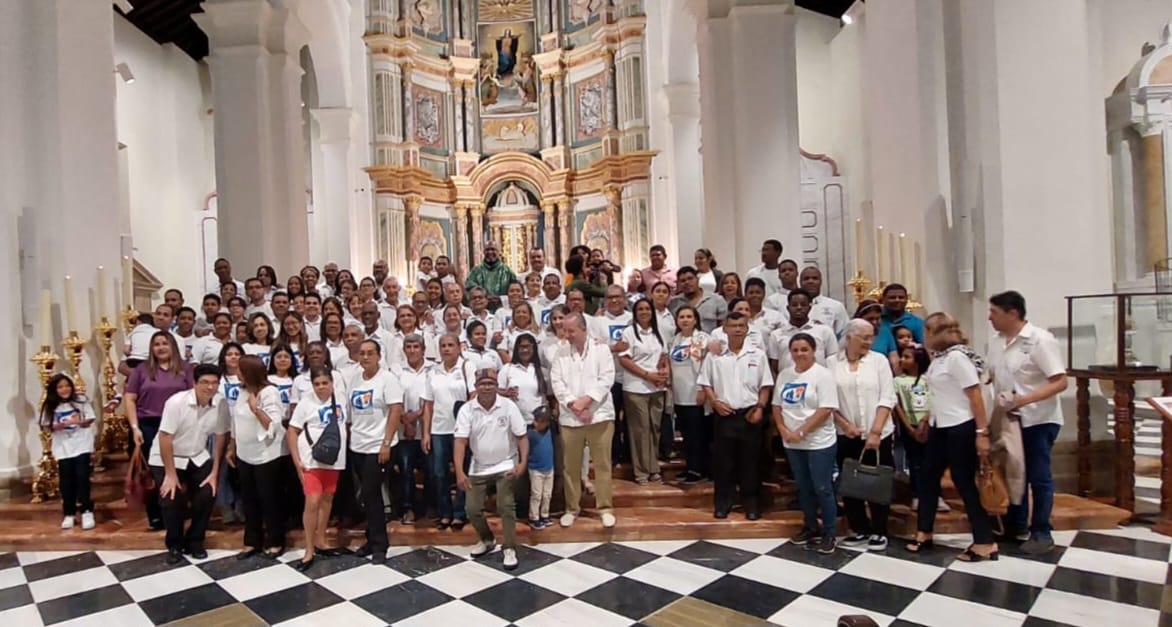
[303, 393, 342, 465]
[836, 448, 894, 505]
[124, 445, 155, 511]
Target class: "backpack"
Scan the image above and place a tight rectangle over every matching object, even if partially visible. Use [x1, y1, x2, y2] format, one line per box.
[304, 393, 343, 465]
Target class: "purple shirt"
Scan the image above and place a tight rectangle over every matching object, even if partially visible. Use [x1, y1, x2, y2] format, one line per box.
[126, 362, 194, 418]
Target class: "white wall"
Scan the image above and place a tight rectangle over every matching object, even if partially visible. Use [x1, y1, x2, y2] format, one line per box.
[795, 7, 840, 157]
[114, 15, 216, 303]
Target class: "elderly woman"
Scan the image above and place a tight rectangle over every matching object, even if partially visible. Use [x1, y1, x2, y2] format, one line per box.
[832, 319, 897, 552]
[906, 313, 997, 562]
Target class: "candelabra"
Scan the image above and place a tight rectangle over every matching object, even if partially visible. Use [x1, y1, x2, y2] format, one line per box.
[122, 305, 139, 335]
[30, 347, 60, 503]
[847, 270, 873, 305]
[61, 332, 87, 396]
[92, 318, 124, 469]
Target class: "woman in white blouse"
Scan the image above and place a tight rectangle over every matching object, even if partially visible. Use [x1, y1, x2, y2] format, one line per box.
[320, 313, 348, 366]
[669, 305, 712, 484]
[385, 304, 421, 368]
[422, 334, 476, 530]
[693, 249, 722, 298]
[497, 301, 542, 364]
[242, 313, 275, 367]
[233, 355, 288, 559]
[832, 318, 897, 552]
[463, 320, 503, 371]
[907, 313, 997, 562]
[499, 334, 549, 424]
[618, 299, 669, 485]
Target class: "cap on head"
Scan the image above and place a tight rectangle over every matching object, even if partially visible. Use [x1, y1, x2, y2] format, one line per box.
[475, 368, 497, 384]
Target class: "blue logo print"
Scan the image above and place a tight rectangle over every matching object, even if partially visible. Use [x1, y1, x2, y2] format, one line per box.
[780, 382, 809, 405]
[277, 384, 292, 404]
[540, 309, 552, 325]
[669, 344, 690, 362]
[317, 404, 341, 426]
[608, 325, 625, 342]
[223, 381, 241, 402]
[351, 389, 374, 410]
[257, 352, 270, 367]
[54, 408, 81, 430]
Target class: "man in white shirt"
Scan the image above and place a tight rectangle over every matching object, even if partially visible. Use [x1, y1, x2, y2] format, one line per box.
[526, 247, 562, 281]
[174, 307, 200, 362]
[743, 277, 786, 337]
[799, 266, 848, 338]
[303, 293, 323, 342]
[435, 255, 460, 286]
[151, 364, 228, 563]
[455, 368, 529, 570]
[393, 334, 432, 522]
[378, 276, 401, 333]
[764, 259, 800, 312]
[593, 285, 633, 465]
[244, 278, 276, 324]
[208, 258, 246, 298]
[987, 290, 1067, 554]
[698, 312, 774, 520]
[533, 274, 566, 327]
[550, 312, 617, 528]
[192, 313, 233, 365]
[360, 302, 394, 369]
[766, 288, 838, 376]
[745, 239, 785, 297]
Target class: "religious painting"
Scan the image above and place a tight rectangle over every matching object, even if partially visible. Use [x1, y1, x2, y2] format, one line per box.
[482, 114, 540, 153]
[574, 75, 605, 141]
[412, 0, 445, 36]
[477, 0, 534, 22]
[565, 0, 601, 28]
[414, 87, 445, 149]
[416, 217, 450, 262]
[478, 21, 539, 116]
[575, 207, 614, 259]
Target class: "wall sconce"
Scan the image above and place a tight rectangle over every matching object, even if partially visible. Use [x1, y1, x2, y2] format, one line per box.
[115, 63, 135, 84]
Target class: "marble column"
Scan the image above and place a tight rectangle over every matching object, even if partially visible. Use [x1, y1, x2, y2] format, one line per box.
[471, 205, 486, 262]
[452, 79, 466, 153]
[404, 194, 423, 264]
[557, 199, 573, 263]
[553, 74, 566, 146]
[604, 49, 618, 131]
[453, 204, 469, 274]
[541, 75, 555, 148]
[465, 80, 480, 153]
[542, 202, 557, 264]
[1142, 130, 1167, 269]
[402, 62, 416, 149]
[311, 108, 356, 268]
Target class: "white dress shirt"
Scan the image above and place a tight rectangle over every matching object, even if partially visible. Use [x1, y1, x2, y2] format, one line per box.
[422, 359, 476, 435]
[987, 322, 1065, 428]
[619, 325, 668, 394]
[231, 386, 287, 465]
[810, 295, 849, 337]
[697, 344, 774, 409]
[832, 351, 897, 438]
[550, 339, 616, 427]
[455, 395, 528, 476]
[767, 321, 839, 372]
[150, 390, 229, 469]
[394, 361, 433, 440]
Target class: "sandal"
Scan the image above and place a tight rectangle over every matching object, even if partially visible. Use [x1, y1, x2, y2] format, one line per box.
[435, 518, 451, 530]
[956, 547, 999, 562]
[905, 538, 935, 553]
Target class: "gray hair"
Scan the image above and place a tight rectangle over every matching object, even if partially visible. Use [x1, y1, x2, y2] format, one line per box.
[563, 311, 587, 331]
[840, 317, 876, 354]
[403, 332, 424, 346]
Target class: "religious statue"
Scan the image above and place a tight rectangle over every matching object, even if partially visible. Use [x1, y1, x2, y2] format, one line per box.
[568, 0, 600, 25]
[496, 29, 519, 77]
[413, 0, 443, 34]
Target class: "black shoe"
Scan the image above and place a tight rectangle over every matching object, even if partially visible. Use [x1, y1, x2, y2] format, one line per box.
[450, 519, 467, 531]
[817, 536, 837, 555]
[746, 510, 761, 521]
[681, 473, 704, 486]
[295, 557, 315, 572]
[236, 548, 262, 560]
[148, 519, 165, 531]
[188, 547, 208, 560]
[371, 550, 387, 565]
[714, 508, 729, 519]
[165, 548, 183, 565]
[354, 544, 374, 558]
[263, 548, 285, 560]
[790, 528, 818, 546]
[315, 546, 340, 558]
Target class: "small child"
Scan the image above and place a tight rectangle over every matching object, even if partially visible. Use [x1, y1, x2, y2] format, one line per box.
[124, 312, 156, 369]
[894, 344, 948, 514]
[41, 374, 97, 530]
[527, 407, 555, 529]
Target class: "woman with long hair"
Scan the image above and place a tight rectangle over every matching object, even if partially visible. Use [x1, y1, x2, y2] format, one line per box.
[287, 367, 347, 572]
[718, 272, 743, 303]
[41, 373, 97, 530]
[277, 311, 309, 363]
[124, 332, 194, 530]
[267, 345, 300, 424]
[832, 318, 897, 552]
[498, 333, 551, 521]
[907, 313, 997, 562]
[321, 296, 345, 320]
[232, 355, 288, 560]
[243, 313, 275, 366]
[256, 265, 279, 298]
[359, 277, 377, 304]
[385, 304, 421, 368]
[422, 334, 476, 530]
[320, 312, 347, 366]
[669, 305, 712, 484]
[497, 301, 541, 364]
[286, 275, 306, 299]
[618, 298, 669, 485]
[693, 249, 722, 298]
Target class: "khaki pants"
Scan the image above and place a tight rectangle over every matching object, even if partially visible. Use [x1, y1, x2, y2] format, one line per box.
[528, 469, 554, 519]
[466, 471, 517, 549]
[624, 391, 665, 481]
[561, 420, 614, 514]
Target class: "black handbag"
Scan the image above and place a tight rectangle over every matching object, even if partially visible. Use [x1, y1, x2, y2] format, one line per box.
[836, 449, 894, 505]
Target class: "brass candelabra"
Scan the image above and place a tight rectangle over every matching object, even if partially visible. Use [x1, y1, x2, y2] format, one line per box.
[122, 305, 139, 335]
[93, 318, 125, 469]
[29, 347, 60, 503]
[848, 270, 872, 305]
[847, 268, 924, 312]
[61, 332, 87, 396]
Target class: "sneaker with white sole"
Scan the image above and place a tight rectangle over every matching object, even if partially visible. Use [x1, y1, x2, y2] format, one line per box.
[470, 540, 495, 558]
[60, 516, 74, 530]
[600, 512, 616, 528]
[841, 533, 869, 548]
[81, 512, 96, 530]
[560, 512, 577, 527]
[502, 548, 518, 571]
[866, 535, 888, 552]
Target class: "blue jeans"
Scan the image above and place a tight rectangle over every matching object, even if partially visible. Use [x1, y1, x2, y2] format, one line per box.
[1008, 423, 1060, 539]
[785, 445, 838, 537]
[397, 440, 427, 515]
[429, 434, 467, 520]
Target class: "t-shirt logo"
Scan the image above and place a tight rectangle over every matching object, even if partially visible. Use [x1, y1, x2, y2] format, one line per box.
[277, 384, 293, 404]
[257, 352, 270, 367]
[608, 325, 624, 342]
[317, 404, 341, 425]
[670, 344, 690, 363]
[502, 315, 512, 327]
[54, 407, 80, 430]
[496, 415, 507, 428]
[780, 382, 808, 405]
[351, 389, 374, 411]
[223, 382, 241, 402]
[540, 309, 552, 326]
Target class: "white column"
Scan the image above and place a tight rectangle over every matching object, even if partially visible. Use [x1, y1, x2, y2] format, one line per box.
[664, 82, 703, 260]
[311, 108, 356, 267]
[197, 0, 310, 277]
[0, 0, 122, 485]
[553, 74, 566, 146]
[696, 16, 737, 267]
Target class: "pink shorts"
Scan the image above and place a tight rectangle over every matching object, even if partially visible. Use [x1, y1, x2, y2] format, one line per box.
[302, 469, 340, 495]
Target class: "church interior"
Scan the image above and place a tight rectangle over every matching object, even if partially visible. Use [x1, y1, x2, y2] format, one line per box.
[2, 0, 1172, 625]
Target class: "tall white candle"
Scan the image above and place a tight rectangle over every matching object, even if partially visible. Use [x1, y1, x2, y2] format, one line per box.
[914, 241, 924, 298]
[876, 226, 886, 279]
[64, 275, 77, 332]
[854, 218, 864, 272]
[899, 233, 909, 283]
[888, 231, 897, 284]
[39, 289, 52, 347]
[121, 256, 133, 310]
[96, 266, 107, 321]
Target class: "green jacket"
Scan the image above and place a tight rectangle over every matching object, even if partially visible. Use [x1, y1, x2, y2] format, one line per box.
[565, 278, 607, 315]
[465, 261, 517, 298]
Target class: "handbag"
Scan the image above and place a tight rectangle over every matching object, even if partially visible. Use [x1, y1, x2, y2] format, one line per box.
[835, 448, 894, 505]
[124, 445, 155, 511]
[304, 393, 343, 465]
[977, 456, 1009, 515]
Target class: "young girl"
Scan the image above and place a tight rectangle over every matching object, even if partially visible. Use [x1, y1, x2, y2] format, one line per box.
[268, 345, 300, 426]
[42, 374, 97, 530]
[463, 320, 504, 371]
[278, 312, 309, 364]
[894, 344, 948, 513]
[287, 366, 348, 571]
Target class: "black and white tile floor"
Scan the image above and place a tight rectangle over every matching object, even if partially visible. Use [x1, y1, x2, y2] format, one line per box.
[0, 526, 1169, 626]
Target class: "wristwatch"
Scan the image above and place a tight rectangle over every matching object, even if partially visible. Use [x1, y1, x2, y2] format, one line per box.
[381, 439, 393, 447]
[975, 428, 989, 436]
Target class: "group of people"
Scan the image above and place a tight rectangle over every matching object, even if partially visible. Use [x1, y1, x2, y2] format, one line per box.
[45, 236, 1066, 571]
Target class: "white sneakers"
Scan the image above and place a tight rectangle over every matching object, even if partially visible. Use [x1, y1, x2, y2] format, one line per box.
[560, 512, 616, 528]
[60, 516, 74, 530]
[470, 540, 495, 558]
[502, 548, 518, 571]
[560, 513, 577, 527]
[601, 512, 616, 528]
[81, 512, 96, 530]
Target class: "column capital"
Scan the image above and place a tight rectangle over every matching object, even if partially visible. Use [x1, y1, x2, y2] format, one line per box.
[602, 183, 623, 204]
[662, 82, 701, 119]
[311, 107, 355, 143]
[404, 194, 424, 212]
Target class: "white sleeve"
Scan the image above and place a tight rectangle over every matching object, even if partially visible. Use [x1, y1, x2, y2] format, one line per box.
[550, 356, 570, 403]
[1034, 334, 1066, 378]
[453, 404, 471, 438]
[383, 373, 405, 405]
[817, 368, 840, 410]
[697, 356, 714, 388]
[756, 353, 774, 389]
[876, 357, 897, 409]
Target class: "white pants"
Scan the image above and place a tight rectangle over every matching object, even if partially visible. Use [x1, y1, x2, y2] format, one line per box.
[528, 469, 554, 519]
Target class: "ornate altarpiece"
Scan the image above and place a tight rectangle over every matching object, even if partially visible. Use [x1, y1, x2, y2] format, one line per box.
[364, 0, 654, 283]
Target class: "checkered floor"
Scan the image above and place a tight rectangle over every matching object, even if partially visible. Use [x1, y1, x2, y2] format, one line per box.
[0, 527, 1169, 626]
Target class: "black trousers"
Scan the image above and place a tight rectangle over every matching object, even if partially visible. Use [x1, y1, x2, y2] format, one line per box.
[917, 420, 993, 543]
[131, 416, 164, 524]
[58, 454, 93, 515]
[610, 383, 629, 464]
[675, 405, 712, 478]
[659, 411, 675, 460]
[351, 451, 390, 552]
[151, 462, 215, 551]
[836, 434, 893, 537]
[712, 409, 764, 512]
[237, 457, 287, 549]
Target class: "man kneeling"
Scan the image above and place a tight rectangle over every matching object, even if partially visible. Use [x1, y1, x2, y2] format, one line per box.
[455, 368, 529, 571]
[151, 364, 229, 564]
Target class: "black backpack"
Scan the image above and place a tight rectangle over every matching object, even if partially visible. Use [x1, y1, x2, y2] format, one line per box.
[304, 393, 342, 465]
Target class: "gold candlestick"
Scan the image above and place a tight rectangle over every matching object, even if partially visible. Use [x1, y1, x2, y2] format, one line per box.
[866, 280, 887, 302]
[122, 305, 139, 336]
[30, 347, 60, 503]
[61, 332, 87, 396]
[92, 318, 125, 469]
[847, 270, 873, 306]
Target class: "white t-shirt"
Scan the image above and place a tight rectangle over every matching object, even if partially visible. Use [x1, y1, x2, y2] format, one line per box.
[924, 349, 981, 428]
[304, 317, 322, 343]
[242, 342, 272, 367]
[288, 392, 347, 470]
[291, 369, 348, 410]
[591, 310, 632, 384]
[669, 332, 710, 407]
[696, 270, 718, 298]
[774, 364, 839, 451]
[177, 333, 199, 363]
[393, 361, 432, 440]
[498, 362, 544, 423]
[268, 375, 295, 423]
[987, 322, 1065, 428]
[326, 339, 348, 367]
[531, 294, 565, 328]
[345, 369, 405, 453]
[191, 335, 226, 366]
[462, 347, 503, 372]
[422, 359, 476, 434]
[619, 325, 668, 394]
[220, 374, 243, 414]
[125, 323, 155, 360]
[745, 264, 784, 297]
[49, 401, 96, 460]
[231, 386, 287, 465]
[454, 396, 528, 476]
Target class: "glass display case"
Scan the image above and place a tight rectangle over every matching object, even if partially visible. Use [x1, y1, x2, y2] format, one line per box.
[1066, 293, 1172, 373]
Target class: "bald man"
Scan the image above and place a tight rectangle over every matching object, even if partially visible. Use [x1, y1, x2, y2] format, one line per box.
[465, 241, 518, 310]
[799, 266, 848, 337]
